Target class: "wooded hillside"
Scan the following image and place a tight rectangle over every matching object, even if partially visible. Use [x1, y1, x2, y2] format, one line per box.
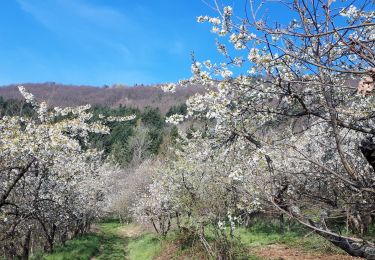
[0, 83, 202, 114]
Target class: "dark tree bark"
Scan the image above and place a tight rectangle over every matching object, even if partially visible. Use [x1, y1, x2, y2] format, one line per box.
[21, 229, 32, 260]
[150, 217, 159, 234]
[360, 136, 375, 172]
[0, 159, 35, 209]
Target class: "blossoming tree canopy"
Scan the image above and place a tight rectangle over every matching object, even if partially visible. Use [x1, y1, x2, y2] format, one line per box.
[161, 0, 375, 258]
[0, 86, 136, 258]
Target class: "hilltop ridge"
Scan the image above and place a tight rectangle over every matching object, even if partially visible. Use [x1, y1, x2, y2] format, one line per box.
[0, 82, 202, 114]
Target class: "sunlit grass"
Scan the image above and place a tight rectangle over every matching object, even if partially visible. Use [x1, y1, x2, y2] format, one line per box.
[127, 233, 162, 260]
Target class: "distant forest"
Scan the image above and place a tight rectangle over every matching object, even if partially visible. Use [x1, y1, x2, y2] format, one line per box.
[0, 83, 201, 114]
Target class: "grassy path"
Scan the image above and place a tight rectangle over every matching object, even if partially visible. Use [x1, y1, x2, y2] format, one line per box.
[91, 221, 129, 259]
[33, 221, 161, 260]
[94, 222, 161, 260]
[32, 221, 361, 260]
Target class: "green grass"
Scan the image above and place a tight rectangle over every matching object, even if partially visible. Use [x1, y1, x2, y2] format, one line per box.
[235, 219, 345, 254]
[95, 222, 128, 260]
[98, 221, 162, 260]
[31, 234, 100, 260]
[31, 221, 128, 260]
[30, 219, 349, 260]
[127, 233, 162, 260]
[32, 220, 163, 260]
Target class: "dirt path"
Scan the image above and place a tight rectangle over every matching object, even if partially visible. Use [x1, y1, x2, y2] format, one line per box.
[254, 244, 362, 260]
[116, 224, 147, 238]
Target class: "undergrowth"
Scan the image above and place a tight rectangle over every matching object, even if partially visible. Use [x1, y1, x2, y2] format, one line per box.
[31, 218, 352, 260]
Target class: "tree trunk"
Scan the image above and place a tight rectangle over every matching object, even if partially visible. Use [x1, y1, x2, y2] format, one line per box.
[360, 137, 375, 171]
[312, 226, 375, 259]
[21, 229, 32, 260]
[273, 200, 375, 259]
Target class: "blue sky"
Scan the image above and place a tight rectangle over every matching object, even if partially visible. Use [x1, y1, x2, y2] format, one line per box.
[0, 0, 293, 86]
[0, 0, 357, 87]
[0, 0, 225, 86]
